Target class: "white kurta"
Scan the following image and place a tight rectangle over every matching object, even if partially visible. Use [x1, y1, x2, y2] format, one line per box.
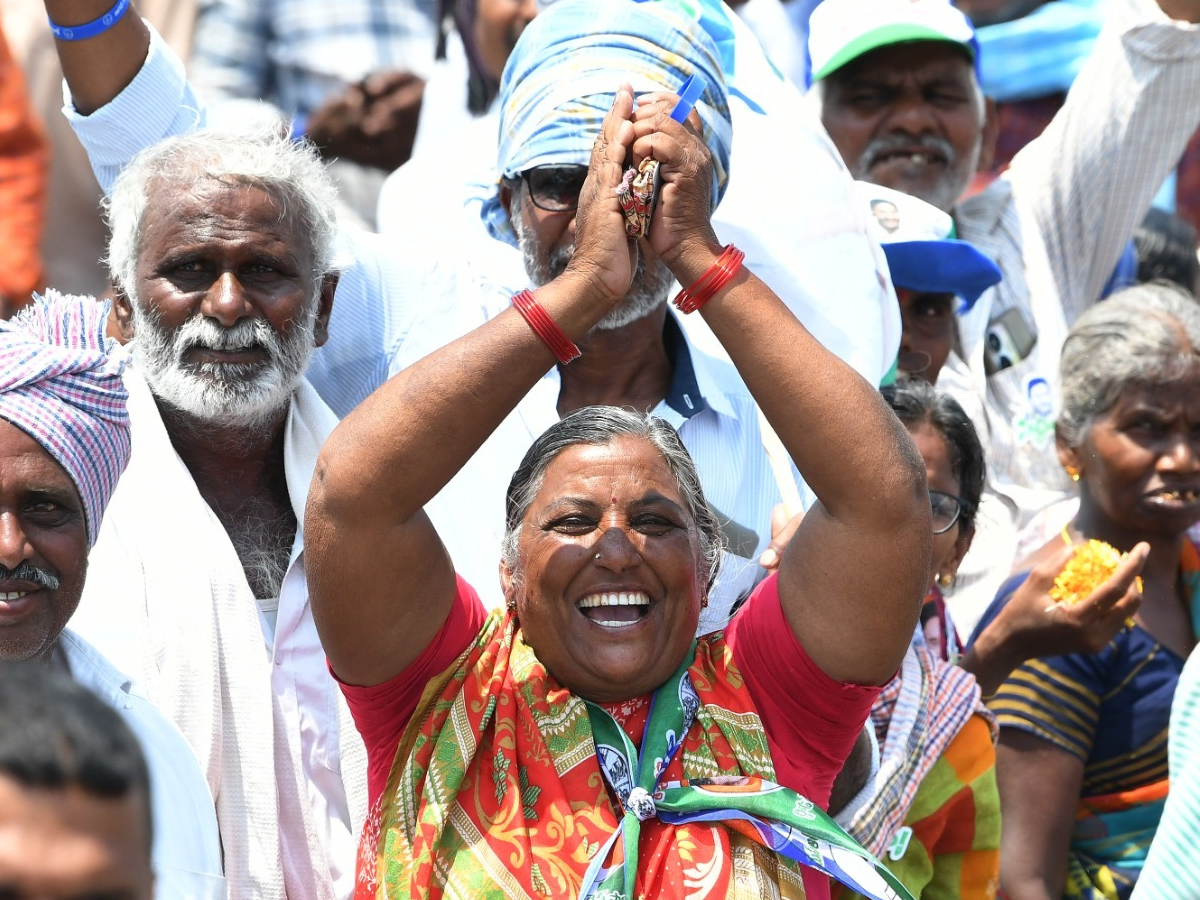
[70, 367, 367, 900]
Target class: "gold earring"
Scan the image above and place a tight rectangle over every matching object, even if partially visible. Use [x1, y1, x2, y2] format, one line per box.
[937, 572, 955, 589]
[1065, 466, 1081, 482]
[506, 597, 516, 612]
[701, 595, 709, 610]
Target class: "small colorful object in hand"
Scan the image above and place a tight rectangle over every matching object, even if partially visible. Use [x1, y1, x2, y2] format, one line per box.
[1049, 539, 1126, 605]
[616, 158, 661, 239]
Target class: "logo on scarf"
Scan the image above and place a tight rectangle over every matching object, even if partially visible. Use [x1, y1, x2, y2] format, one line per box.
[886, 826, 913, 861]
[597, 743, 634, 799]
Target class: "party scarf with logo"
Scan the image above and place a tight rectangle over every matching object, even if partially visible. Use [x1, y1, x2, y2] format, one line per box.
[361, 609, 912, 900]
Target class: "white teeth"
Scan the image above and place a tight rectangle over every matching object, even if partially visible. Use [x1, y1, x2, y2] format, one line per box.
[577, 592, 650, 609]
[0, 591, 28, 601]
[590, 619, 640, 629]
[910, 153, 928, 165]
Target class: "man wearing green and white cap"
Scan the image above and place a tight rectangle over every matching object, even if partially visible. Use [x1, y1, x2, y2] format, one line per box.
[811, 0, 1200, 634]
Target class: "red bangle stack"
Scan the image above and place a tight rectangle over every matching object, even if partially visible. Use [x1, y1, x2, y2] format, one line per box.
[511, 289, 581, 365]
[673, 244, 746, 314]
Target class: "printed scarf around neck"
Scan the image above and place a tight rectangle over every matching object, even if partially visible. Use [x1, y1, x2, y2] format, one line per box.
[359, 609, 913, 900]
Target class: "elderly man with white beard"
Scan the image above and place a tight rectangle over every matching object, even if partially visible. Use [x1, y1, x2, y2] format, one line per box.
[66, 128, 367, 900]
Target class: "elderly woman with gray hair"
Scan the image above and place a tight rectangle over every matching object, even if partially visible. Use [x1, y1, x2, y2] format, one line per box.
[972, 282, 1200, 900]
[306, 60, 929, 900]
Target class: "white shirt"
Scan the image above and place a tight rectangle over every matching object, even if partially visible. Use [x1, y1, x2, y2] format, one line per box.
[71, 371, 366, 900]
[61, 629, 225, 900]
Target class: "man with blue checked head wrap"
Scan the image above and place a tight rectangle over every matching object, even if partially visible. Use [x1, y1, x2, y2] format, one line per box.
[482, 0, 731, 327]
[379, 0, 900, 392]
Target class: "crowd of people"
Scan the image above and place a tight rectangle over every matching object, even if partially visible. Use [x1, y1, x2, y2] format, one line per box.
[2, 0, 1200, 899]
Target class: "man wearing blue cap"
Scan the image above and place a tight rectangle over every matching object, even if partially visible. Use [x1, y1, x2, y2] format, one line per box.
[811, 0, 1200, 631]
[857, 183, 1001, 385]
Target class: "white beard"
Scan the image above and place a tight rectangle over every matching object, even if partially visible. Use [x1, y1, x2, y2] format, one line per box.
[130, 301, 316, 430]
[515, 215, 672, 332]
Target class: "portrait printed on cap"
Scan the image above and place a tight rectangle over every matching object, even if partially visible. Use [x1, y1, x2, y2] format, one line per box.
[870, 199, 901, 235]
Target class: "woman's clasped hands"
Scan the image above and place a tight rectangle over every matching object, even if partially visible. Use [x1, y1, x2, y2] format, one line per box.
[565, 83, 720, 310]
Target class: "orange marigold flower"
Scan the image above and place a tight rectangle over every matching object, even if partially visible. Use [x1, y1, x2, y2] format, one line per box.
[1049, 540, 1124, 605]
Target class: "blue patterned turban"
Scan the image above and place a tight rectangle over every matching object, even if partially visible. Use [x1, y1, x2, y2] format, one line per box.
[482, 0, 733, 246]
[0, 292, 131, 547]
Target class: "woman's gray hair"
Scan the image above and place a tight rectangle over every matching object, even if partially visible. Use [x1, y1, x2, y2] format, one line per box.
[1058, 281, 1200, 446]
[502, 407, 725, 589]
[105, 124, 339, 305]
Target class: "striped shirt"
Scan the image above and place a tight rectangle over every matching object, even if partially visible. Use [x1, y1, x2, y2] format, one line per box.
[976, 574, 1182, 798]
[189, 0, 440, 121]
[941, 0, 1200, 525]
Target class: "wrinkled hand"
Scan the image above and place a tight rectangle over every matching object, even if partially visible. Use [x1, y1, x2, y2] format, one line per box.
[630, 92, 719, 270]
[759, 503, 804, 571]
[306, 70, 425, 172]
[995, 542, 1149, 660]
[564, 85, 639, 307]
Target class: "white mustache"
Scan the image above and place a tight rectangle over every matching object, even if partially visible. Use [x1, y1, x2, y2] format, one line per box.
[862, 134, 956, 169]
[173, 317, 280, 361]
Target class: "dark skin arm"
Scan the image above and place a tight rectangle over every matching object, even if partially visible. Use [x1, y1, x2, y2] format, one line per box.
[42, 0, 151, 115]
[632, 94, 929, 687]
[305, 71, 426, 172]
[963, 542, 1147, 696]
[996, 731, 1084, 900]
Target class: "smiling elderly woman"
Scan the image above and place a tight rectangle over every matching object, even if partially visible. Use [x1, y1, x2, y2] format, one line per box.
[306, 76, 929, 900]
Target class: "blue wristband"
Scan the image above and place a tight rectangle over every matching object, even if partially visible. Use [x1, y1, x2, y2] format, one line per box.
[49, 0, 131, 41]
[669, 73, 707, 124]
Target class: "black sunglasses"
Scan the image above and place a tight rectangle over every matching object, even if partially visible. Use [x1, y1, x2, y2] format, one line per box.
[929, 489, 963, 535]
[518, 165, 589, 213]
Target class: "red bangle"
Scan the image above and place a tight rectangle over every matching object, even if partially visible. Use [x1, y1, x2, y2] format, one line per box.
[511, 289, 581, 365]
[673, 245, 746, 314]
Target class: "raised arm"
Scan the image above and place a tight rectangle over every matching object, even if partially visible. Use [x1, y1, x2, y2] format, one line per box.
[42, 0, 151, 115]
[306, 89, 643, 687]
[632, 96, 930, 686]
[41, 0, 206, 195]
[1003, 0, 1200, 316]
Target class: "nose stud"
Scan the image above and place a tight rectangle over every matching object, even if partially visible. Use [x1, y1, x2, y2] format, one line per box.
[595, 552, 602, 561]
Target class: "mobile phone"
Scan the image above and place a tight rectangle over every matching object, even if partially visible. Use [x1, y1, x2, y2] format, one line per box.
[984, 308, 1037, 374]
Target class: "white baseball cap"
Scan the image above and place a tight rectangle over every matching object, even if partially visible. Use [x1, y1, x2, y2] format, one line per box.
[808, 0, 977, 84]
[857, 183, 1000, 310]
